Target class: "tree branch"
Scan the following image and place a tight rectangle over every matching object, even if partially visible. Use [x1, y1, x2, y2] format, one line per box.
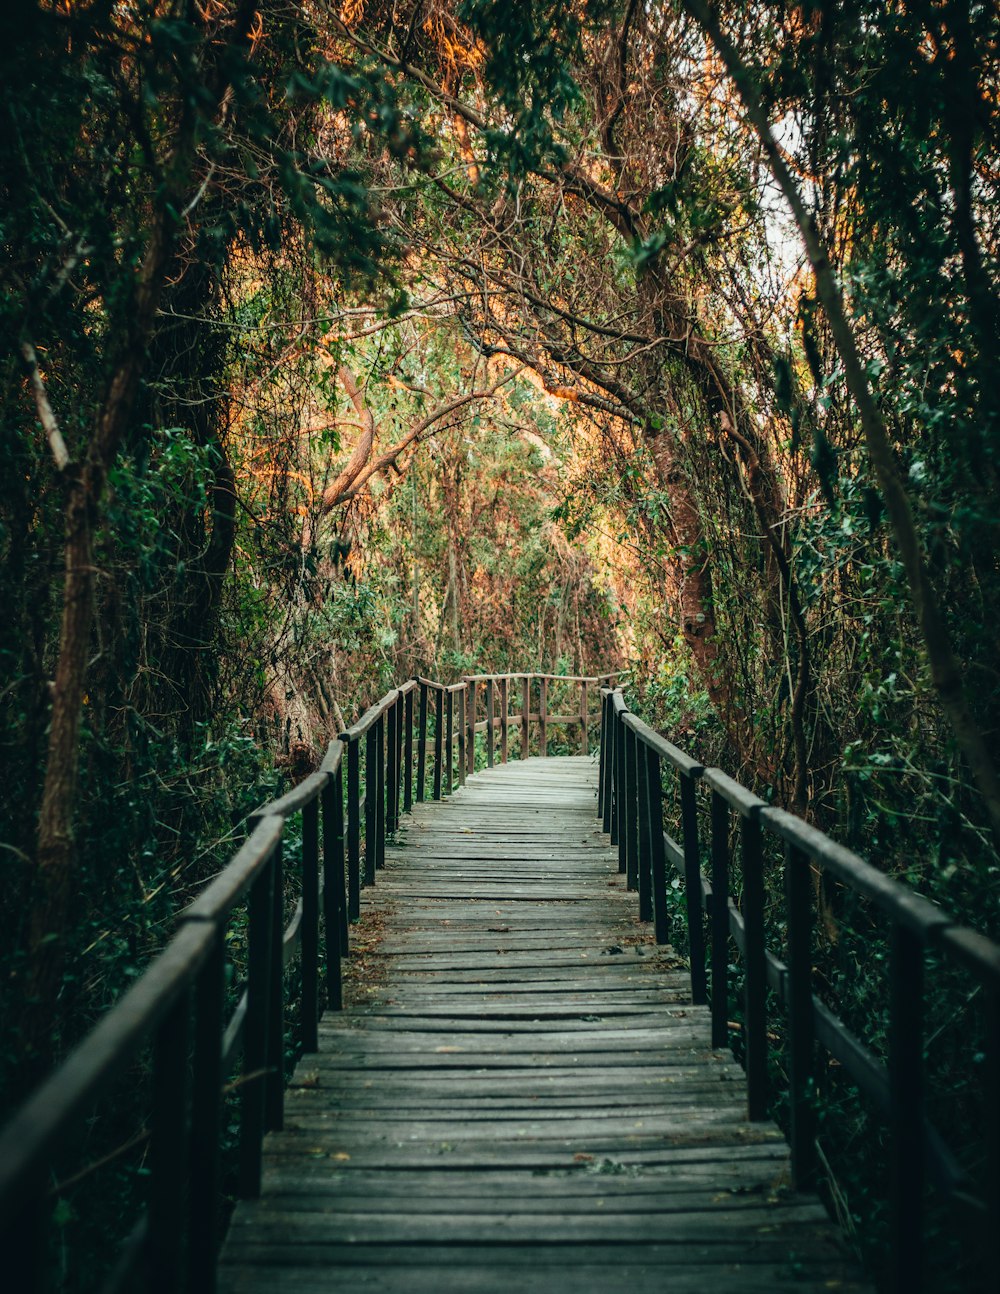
[321, 367, 521, 514]
[20, 342, 71, 472]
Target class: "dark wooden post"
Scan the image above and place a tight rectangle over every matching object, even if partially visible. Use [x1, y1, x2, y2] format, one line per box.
[189, 931, 224, 1294]
[539, 676, 548, 756]
[486, 677, 495, 768]
[265, 839, 284, 1131]
[741, 811, 768, 1121]
[301, 796, 320, 1051]
[403, 686, 414, 812]
[395, 694, 404, 827]
[624, 726, 639, 891]
[332, 761, 348, 955]
[646, 747, 669, 944]
[433, 688, 444, 799]
[580, 679, 589, 754]
[597, 691, 606, 819]
[985, 984, 1000, 1270]
[613, 705, 625, 866]
[149, 986, 190, 1294]
[467, 678, 477, 776]
[417, 681, 428, 802]
[445, 689, 454, 793]
[458, 686, 467, 786]
[520, 676, 530, 758]
[322, 772, 345, 1012]
[365, 724, 378, 884]
[386, 698, 400, 834]
[636, 733, 653, 922]
[785, 841, 815, 1187]
[346, 738, 361, 920]
[239, 850, 275, 1197]
[680, 775, 707, 1005]
[888, 924, 925, 1294]
[601, 694, 613, 832]
[709, 792, 730, 1050]
[499, 677, 509, 762]
[375, 715, 386, 869]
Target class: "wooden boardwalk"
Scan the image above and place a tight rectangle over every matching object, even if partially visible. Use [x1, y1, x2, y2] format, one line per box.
[218, 756, 870, 1293]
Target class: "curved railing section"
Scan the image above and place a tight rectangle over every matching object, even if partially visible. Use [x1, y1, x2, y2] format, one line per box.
[0, 671, 612, 1294]
[599, 687, 1000, 1294]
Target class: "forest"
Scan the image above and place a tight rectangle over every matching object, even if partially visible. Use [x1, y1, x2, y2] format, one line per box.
[1, 0, 998, 1290]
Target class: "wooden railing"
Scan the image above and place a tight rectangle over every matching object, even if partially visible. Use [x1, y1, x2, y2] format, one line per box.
[464, 671, 614, 765]
[599, 687, 1000, 1294]
[0, 671, 611, 1294]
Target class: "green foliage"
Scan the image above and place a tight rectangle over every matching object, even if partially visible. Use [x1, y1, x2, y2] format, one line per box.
[459, 0, 585, 172]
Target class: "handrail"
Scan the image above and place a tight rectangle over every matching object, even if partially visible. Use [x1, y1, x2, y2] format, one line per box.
[599, 686, 1000, 1294]
[463, 671, 617, 683]
[0, 670, 612, 1293]
[339, 687, 400, 741]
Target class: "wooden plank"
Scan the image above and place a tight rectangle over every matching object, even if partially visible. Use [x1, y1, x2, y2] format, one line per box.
[218, 757, 871, 1294]
[221, 1236, 860, 1267]
[219, 1268, 871, 1294]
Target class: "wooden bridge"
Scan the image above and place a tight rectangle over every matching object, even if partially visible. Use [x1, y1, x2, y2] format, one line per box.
[218, 755, 867, 1293]
[1, 674, 998, 1294]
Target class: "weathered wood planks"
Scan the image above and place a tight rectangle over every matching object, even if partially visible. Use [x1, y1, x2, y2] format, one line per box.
[218, 756, 871, 1293]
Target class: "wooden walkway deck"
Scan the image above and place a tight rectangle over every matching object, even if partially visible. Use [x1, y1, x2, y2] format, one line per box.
[218, 756, 870, 1293]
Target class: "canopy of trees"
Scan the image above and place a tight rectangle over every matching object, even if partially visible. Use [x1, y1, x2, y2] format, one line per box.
[1, 1, 998, 1284]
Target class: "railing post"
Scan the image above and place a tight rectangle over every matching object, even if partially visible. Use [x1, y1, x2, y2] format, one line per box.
[601, 693, 613, 832]
[458, 685, 467, 786]
[301, 796, 320, 1052]
[520, 675, 530, 758]
[433, 688, 444, 799]
[386, 698, 400, 834]
[499, 677, 509, 763]
[265, 838, 285, 1131]
[417, 680, 428, 800]
[889, 923, 925, 1294]
[322, 770, 346, 1012]
[680, 775, 707, 1005]
[365, 724, 378, 883]
[375, 714, 386, 868]
[580, 679, 589, 754]
[403, 686, 414, 813]
[467, 678, 477, 775]
[710, 791, 730, 1050]
[986, 984, 1000, 1268]
[646, 747, 669, 945]
[188, 929, 224, 1294]
[624, 725, 639, 891]
[333, 760, 348, 954]
[395, 693, 404, 827]
[148, 985, 190, 1294]
[486, 677, 495, 768]
[445, 689, 454, 792]
[539, 676, 548, 756]
[785, 841, 815, 1188]
[597, 691, 606, 820]
[613, 704, 625, 866]
[239, 849, 275, 1197]
[346, 738, 361, 920]
[741, 810, 768, 1121]
[636, 733, 653, 922]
